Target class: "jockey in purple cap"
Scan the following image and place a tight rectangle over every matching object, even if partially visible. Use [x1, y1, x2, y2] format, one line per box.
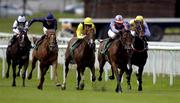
[28, 12, 57, 48]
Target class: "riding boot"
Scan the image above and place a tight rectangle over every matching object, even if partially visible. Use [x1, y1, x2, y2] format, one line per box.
[142, 36, 148, 49]
[8, 35, 17, 47]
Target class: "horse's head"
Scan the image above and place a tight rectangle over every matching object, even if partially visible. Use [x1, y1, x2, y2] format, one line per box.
[46, 30, 57, 51]
[135, 23, 144, 38]
[84, 28, 95, 49]
[17, 30, 28, 48]
[121, 30, 133, 50]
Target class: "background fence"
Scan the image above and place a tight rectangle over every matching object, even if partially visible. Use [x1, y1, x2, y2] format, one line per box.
[1, 41, 180, 86]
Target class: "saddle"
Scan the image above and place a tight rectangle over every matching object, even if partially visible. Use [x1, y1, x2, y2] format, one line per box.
[99, 38, 113, 55]
[69, 39, 83, 63]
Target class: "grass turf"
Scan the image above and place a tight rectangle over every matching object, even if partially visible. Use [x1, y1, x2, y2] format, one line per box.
[0, 61, 180, 103]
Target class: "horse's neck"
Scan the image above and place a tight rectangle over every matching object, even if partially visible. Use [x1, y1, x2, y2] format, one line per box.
[134, 37, 144, 49]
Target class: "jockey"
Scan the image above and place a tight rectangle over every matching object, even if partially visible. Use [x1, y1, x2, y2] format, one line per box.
[108, 15, 128, 40]
[28, 12, 57, 48]
[129, 15, 151, 48]
[75, 17, 96, 50]
[9, 15, 29, 47]
[76, 17, 96, 38]
[129, 15, 151, 38]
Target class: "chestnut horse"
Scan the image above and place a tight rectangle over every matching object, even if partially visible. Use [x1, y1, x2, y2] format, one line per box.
[6, 31, 31, 87]
[98, 30, 133, 93]
[61, 28, 96, 90]
[28, 30, 59, 90]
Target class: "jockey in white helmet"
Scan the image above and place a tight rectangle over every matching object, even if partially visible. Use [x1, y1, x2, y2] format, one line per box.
[108, 15, 128, 39]
[8, 15, 29, 46]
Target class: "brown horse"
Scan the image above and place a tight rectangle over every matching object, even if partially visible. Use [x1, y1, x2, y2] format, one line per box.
[28, 30, 59, 90]
[98, 30, 133, 93]
[6, 31, 31, 87]
[61, 28, 96, 90]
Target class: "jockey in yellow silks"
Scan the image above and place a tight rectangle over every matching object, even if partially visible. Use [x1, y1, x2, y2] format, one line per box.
[129, 15, 151, 48]
[76, 17, 96, 39]
[129, 15, 151, 37]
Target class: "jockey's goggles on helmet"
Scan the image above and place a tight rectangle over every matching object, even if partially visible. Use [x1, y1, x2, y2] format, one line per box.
[85, 24, 92, 28]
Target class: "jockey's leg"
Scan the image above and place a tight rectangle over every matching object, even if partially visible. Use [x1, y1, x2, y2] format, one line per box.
[142, 36, 148, 49]
[8, 35, 17, 47]
[35, 34, 46, 49]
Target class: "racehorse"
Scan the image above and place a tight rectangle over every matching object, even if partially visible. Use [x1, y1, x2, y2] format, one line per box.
[109, 24, 148, 91]
[27, 30, 59, 90]
[61, 28, 96, 90]
[6, 31, 31, 87]
[98, 30, 133, 93]
[126, 26, 148, 91]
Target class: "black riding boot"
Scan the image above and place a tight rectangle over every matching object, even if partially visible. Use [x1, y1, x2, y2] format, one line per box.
[8, 35, 17, 47]
[142, 36, 148, 49]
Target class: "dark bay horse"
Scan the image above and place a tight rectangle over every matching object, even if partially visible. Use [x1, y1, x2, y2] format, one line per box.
[98, 30, 133, 93]
[61, 28, 96, 90]
[126, 35, 148, 91]
[6, 31, 31, 87]
[28, 30, 59, 90]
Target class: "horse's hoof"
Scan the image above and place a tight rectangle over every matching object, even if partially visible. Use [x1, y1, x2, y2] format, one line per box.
[12, 83, 16, 87]
[115, 89, 122, 93]
[92, 77, 96, 82]
[61, 84, 66, 90]
[37, 86, 43, 90]
[56, 83, 61, 87]
[76, 86, 80, 90]
[109, 75, 115, 80]
[79, 83, 84, 90]
[27, 75, 32, 80]
[138, 86, 142, 91]
[16, 72, 20, 77]
[6, 73, 9, 78]
[98, 77, 102, 81]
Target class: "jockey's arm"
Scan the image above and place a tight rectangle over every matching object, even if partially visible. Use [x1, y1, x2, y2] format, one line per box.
[28, 18, 44, 27]
[92, 23, 96, 34]
[12, 20, 20, 35]
[24, 21, 29, 32]
[110, 20, 119, 33]
[76, 23, 84, 38]
[144, 22, 151, 37]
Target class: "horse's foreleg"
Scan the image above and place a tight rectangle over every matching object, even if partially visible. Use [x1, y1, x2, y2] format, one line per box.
[6, 58, 11, 78]
[76, 66, 81, 90]
[61, 58, 70, 90]
[126, 63, 132, 90]
[28, 57, 37, 80]
[112, 63, 124, 93]
[136, 66, 144, 91]
[79, 67, 85, 90]
[17, 65, 22, 77]
[22, 60, 29, 87]
[98, 55, 105, 81]
[53, 61, 61, 86]
[109, 66, 115, 80]
[12, 63, 17, 87]
[37, 65, 49, 90]
[90, 66, 96, 82]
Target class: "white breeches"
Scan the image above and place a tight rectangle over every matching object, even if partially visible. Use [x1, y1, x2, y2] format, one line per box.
[108, 29, 117, 39]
